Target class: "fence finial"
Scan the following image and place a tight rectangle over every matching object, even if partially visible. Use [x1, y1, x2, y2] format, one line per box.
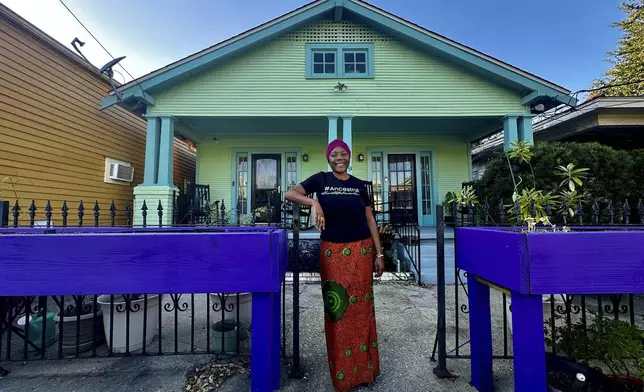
[623, 199, 630, 225]
[141, 200, 148, 227]
[607, 199, 614, 225]
[109, 201, 116, 227]
[93, 201, 100, 227]
[45, 200, 52, 227]
[61, 201, 69, 227]
[28, 200, 36, 227]
[221, 200, 227, 225]
[125, 201, 132, 227]
[157, 200, 164, 227]
[577, 201, 583, 225]
[78, 200, 85, 227]
[638, 199, 644, 224]
[592, 200, 600, 224]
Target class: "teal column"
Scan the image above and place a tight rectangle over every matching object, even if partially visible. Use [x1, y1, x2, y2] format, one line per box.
[518, 115, 534, 146]
[503, 115, 519, 151]
[143, 117, 161, 185]
[157, 116, 176, 187]
[327, 116, 339, 171]
[328, 115, 338, 143]
[342, 116, 353, 174]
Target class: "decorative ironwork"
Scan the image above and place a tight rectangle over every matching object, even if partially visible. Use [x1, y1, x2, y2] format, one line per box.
[623, 199, 630, 225]
[115, 294, 142, 313]
[141, 200, 148, 227]
[164, 294, 189, 312]
[607, 199, 614, 224]
[592, 200, 600, 224]
[212, 293, 235, 313]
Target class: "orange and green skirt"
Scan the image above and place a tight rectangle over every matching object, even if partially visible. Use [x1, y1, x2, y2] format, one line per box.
[320, 238, 380, 391]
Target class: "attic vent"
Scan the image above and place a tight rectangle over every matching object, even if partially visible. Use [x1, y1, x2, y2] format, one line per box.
[275, 20, 396, 43]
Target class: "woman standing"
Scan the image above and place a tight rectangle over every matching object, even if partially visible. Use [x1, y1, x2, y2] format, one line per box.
[285, 139, 385, 391]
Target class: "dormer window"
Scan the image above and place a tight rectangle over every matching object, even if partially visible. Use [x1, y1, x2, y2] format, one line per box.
[306, 43, 374, 79]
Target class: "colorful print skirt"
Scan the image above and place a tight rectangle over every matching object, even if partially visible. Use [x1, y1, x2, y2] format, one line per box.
[320, 238, 380, 391]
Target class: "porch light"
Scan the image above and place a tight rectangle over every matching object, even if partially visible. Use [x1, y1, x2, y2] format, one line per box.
[358, 153, 364, 161]
[303, 153, 309, 162]
[334, 82, 347, 92]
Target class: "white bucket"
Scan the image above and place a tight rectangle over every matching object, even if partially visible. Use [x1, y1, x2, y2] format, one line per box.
[97, 294, 161, 353]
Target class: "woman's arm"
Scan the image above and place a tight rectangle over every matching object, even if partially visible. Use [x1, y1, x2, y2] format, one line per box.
[366, 207, 384, 277]
[285, 185, 325, 230]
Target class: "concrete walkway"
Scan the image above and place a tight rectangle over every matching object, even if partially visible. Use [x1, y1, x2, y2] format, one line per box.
[0, 283, 515, 392]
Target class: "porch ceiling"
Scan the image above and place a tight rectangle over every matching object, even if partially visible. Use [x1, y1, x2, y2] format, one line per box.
[175, 115, 503, 141]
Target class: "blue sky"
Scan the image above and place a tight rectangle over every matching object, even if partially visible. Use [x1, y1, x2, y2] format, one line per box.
[4, 0, 625, 93]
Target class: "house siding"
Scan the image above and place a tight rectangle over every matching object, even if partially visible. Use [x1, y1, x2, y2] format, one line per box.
[149, 20, 524, 117]
[197, 130, 467, 213]
[598, 112, 644, 127]
[0, 15, 195, 225]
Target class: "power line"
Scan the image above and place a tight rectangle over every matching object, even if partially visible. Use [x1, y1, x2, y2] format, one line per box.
[58, 0, 140, 89]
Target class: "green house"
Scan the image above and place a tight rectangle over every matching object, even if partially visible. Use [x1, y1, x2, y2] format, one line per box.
[102, 0, 575, 228]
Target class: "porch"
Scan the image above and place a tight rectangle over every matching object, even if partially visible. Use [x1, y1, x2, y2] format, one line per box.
[136, 114, 533, 228]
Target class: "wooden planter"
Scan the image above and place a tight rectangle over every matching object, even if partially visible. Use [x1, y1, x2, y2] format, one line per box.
[455, 227, 644, 392]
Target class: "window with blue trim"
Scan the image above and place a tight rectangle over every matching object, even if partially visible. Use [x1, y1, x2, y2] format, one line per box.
[306, 43, 374, 79]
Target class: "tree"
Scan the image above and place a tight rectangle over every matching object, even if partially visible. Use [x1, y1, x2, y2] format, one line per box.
[591, 0, 644, 97]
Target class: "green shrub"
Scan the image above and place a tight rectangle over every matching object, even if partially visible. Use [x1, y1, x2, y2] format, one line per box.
[477, 141, 644, 205]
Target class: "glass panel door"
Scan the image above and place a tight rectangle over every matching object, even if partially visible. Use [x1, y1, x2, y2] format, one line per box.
[252, 154, 281, 223]
[236, 154, 249, 216]
[388, 154, 417, 224]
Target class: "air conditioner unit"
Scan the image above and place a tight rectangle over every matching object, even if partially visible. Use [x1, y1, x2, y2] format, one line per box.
[108, 163, 134, 182]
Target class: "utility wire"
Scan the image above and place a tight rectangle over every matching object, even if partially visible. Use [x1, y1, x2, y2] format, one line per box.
[58, 0, 136, 81]
[58, 0, 146, 104]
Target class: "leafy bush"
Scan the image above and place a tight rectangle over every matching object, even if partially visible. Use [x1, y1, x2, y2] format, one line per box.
[477, 141, 644, 205]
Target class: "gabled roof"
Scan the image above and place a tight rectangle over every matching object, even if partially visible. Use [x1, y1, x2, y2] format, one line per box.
[101, 0, 576, 112]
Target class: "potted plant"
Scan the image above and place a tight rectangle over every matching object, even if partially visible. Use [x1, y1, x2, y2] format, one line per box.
[96, 294, 162, 353]
[53, 297, 105, 355]
[212, 319, 244, 353]
[378, 223, 397, 271]
[546, 318, 644, 392]
[442, 191, 457, 224]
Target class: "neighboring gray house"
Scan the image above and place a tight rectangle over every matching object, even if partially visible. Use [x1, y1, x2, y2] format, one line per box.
[471, 96, 644, 179]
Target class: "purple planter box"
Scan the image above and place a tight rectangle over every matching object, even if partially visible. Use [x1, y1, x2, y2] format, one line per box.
[455, 226, 644, 392]
[0, 226, 287, 392]
[456, 226, 644, 295]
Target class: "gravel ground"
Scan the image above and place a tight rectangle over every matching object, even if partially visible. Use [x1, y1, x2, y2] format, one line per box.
[0, 282, 516, 392]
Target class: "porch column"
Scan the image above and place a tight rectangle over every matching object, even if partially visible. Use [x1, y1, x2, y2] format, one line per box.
[157, 115, 176, 187]
[503, 115, 519, 151]
[143, 117, 161, 185]
[328, 115, 339, 143]
[328, 116, 339, 171]
[342, 115, 353, 174]
[518, 115, 534, 146]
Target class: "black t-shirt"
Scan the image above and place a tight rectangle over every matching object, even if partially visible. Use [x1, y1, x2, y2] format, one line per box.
[300, 171, 372, 243]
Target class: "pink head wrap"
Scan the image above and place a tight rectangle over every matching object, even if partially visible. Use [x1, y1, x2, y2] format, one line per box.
[326, 139, 351, 160]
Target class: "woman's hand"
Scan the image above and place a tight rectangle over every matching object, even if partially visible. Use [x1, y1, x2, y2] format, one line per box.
[313, 201, 325, 230]
[374, 254, 384, 277]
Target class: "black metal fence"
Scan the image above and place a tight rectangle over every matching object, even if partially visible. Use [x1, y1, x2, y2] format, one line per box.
[432, 198, 644, 377]
[0, 198, 304, 381]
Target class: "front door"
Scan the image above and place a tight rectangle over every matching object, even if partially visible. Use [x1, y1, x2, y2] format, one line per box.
[388, 154, 418, 224]
[252, 154, 281, 224]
